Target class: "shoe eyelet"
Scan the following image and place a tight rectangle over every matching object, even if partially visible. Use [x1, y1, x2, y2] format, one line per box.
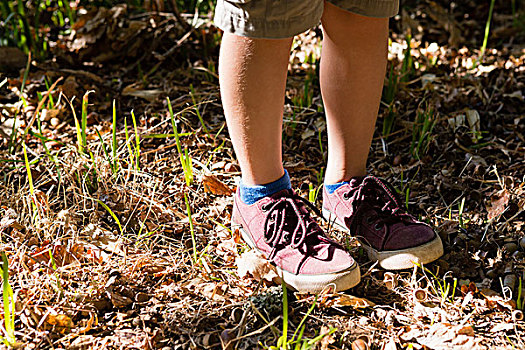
[374, 223, 383, 231]
[366, 217, 374, 224]
[261, 204, 270, 212]
[343, 192, 350, 200]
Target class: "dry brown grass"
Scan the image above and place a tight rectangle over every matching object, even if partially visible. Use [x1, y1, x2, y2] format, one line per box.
[0, 2, 524, 349]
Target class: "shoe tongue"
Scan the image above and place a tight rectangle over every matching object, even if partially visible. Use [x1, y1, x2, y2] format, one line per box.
[269, 188, 294, 200]
[348, 176, 365, 188]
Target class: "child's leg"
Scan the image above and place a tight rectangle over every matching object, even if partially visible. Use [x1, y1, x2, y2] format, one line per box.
[219, 31, 360, 293]
[320, 2, 443, 270]
[320, 2, 389, 184]
[218, 33, 293, 186]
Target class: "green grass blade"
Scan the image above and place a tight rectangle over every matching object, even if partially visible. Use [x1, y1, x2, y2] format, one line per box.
[124, 116, 135, 169]
[81, 91, 94, 152]
[23, 142, 36, 214]
[2, 252, 15, 345]
[131, 110, 140, 170]
[282, 282, 289, 349]
[189, 84, 209, 134]
[96, 129, 114, 175]
[480, 0, 496, 61]
[168, 97, 193, 185]
[184, 193, 197, 264]
[96, 199, 123, 235]
[291, 296, 317, 343]
[112, 100, 119, 174]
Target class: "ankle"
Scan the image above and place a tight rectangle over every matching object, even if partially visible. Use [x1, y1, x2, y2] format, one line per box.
[324, 170, 366, 185]
[239, 169, 291, 205]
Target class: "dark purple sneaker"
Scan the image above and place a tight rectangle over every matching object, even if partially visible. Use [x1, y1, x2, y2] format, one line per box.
[322, 176, 443, 270]
[232, 189, 360, 293]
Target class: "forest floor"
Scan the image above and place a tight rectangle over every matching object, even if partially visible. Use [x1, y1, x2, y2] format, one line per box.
[0, 1, 524, 349]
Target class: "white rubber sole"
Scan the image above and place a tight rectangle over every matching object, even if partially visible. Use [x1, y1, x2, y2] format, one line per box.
[232, 223, 361, 293]
[322, 208, 444, 270]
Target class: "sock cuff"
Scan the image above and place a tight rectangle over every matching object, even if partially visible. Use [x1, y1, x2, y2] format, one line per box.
[324, 181, 349, 194]
[240, 170, 291, 205]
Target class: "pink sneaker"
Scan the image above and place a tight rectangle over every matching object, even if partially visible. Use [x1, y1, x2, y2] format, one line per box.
[232, 189, 360, 293]
[322, 176, 443, 270]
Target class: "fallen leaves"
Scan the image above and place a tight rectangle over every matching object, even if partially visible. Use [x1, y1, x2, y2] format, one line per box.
[401, 323, 481, 350]
[46, 314, 74, 334]
[329, 294, 376, 309]
[296, 292, 376, 310]
[0, 1, 523, 349]
[27, 240, 102, 270]
[235, 250, 281, 285]
[202, 173, 235, 196]
[480, 288, 517, 311]
[184, 277, 228, 302]
[122, 83, 163, 102]
[486, 189, 510, 221]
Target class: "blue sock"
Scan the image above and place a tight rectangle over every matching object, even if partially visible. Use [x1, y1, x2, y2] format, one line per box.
[324, 181, 349, 194]
[240, 170, 291, 205]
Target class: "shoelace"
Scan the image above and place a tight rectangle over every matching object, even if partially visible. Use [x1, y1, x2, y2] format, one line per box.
[344, 176, 414, 229]
[262, 193, 328, 260]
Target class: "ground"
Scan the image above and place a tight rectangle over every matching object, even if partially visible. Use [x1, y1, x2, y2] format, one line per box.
[0, 1, 524, 349]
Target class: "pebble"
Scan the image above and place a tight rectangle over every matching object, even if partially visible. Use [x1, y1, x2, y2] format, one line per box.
[220, 329, 235, 349]
[414, 289, 427, 302]
[486, 269, 497, 279]
[512, 310, 524, 322]
[230, 308, 243, 323]
[393, 155, 402, 166]
[224, 162, 238, 172]
[519, 236, 525, 250]
[504, 243, 519, 254]
[504, 274, 516, 291]
[50, 117, 60, 127]
[351, 338, 368, 350]
[202, 333, 220, 348]
[135, 292, 149, 303]
[358, 316, 369, 327]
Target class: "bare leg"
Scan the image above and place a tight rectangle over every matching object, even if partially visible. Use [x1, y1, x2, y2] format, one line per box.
[218, 33, 293, 186]
[320, 2, 389, 184]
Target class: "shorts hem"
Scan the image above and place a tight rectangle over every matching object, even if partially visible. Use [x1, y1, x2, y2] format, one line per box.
[327, 0, 399, 18]
[213, 1, 323, 39]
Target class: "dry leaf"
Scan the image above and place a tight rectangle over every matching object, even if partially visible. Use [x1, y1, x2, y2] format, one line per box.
[486, 189, 510, 221]
[330, 294, 376, 309]
[236, 250, 281, 285]
[465, 109, 481, 143]
[489, 323, 513, 333]
[216, 238, 238, 263]
[122, 83, 163, 102]
[184, 277, 227, 301]
[319, 326, 335, 350]
[69, 335, 97, 349]
[202, 174, 235, 196]
[107, 289, 133, 308]
[47, 314, 74, 334]
[480, 288, 516, 310]
[400, 325, 422, 342]
[382, 339, 397, 350]
[417, 323, 481, 350]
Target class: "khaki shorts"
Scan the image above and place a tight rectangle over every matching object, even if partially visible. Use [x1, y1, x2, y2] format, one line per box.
[214, 0, 399, 39]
